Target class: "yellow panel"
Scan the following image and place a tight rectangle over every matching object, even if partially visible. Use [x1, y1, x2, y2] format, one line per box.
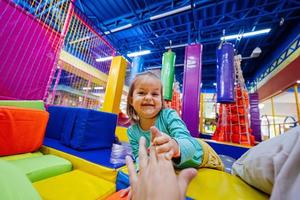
[115, 126, 129, 142]
[59, 60, 106, 86]
[40, 146, 117, 183]
[102, 56, 127, 114]
[33, 170, 115, 200]
[187, 169, 268, 200]
[59, 50, 108, 83]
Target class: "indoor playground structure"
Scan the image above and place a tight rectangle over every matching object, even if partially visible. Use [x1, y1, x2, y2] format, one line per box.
[1, 0, 300, 200]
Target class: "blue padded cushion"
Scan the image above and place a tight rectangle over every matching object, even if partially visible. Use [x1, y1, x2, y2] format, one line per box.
[45, 106, 74, 140]
[43, 138, 124, 169]
[46, 106, 117, 150]
[70, 108, 117, 150]
[206, 141, 249, 160]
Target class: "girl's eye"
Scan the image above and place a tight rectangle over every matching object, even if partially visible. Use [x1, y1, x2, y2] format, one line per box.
[152, 93, 159, 96]
[137, 91, 144, 95]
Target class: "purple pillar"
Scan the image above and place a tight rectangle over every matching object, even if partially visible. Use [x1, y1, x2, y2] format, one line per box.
[249, 93, 262, 142]
[216, 43, 235, 103]
[182, 44, 202, 137]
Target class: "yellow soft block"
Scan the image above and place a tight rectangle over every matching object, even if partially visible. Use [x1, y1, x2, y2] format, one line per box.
[186, 168, 269, 200]
[102, 56, 127, 114]
[115, 126, 129, 142]
[33, 170, 115, 200]
[41, 146, 117, 183]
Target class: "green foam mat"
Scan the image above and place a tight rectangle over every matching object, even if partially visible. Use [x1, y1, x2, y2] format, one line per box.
[1, 151, 43, 161]
[0, 100, 45, 110]
[0, 159, 42, 200]
[10, 155, 72, 182]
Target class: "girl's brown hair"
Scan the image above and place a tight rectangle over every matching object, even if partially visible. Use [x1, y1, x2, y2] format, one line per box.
[126, 71, 165, 123]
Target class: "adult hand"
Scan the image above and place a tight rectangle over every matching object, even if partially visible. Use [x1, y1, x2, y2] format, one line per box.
[150, 126, 180, 157]
[119, 186, 131, 199]
[126, 137, 197, 200]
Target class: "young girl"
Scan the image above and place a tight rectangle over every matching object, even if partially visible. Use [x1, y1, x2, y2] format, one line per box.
[126, 71, 224, 170]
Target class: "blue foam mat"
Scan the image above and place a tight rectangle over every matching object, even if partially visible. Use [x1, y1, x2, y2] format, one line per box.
[43, 137, 125, 169]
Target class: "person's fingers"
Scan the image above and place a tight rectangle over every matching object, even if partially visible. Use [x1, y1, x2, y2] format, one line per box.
[164, 149, 174, 160]
[119, 187, 130, 197]
[138, 137, 148, 170]
[149, 145, 158, 164]
[153, 135, 170, 145]
[128, 188, 132, 200]
[155, 142, 172, 154]
[150, 126, 162, 143]
[177, 168, 198, 200]
[126, 156, 137, 187]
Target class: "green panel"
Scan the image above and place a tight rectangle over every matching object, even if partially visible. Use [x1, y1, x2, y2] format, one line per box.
[0, 160, 42, 200]
[10, 155, 72, 182]
[161, 50, 176, 100]
[1, 151, 43, 161]
[0, 100, 45, 110]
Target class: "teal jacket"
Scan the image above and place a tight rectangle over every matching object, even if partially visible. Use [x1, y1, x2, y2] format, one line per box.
[127, 108, 203, 169]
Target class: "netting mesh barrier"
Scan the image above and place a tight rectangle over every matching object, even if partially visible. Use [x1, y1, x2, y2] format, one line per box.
[213, 55, 255, 146]
[46, 7, 115, 108]
[0, 0, 116, 109]
[0, 0, 70, 100]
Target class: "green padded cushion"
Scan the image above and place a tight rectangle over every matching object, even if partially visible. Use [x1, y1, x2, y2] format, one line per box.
[0, 159, 42, 200]
[1, 151, 43, 161]
[10, 155, 72, 182]
[0, 100, 45, 110]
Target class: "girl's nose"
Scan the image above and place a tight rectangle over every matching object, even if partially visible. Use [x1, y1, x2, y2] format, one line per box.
[144, 93, 152, 100]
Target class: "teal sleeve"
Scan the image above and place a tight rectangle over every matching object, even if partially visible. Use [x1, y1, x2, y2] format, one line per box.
[165, 109, 203, 168]
[127, 128, 139, 161]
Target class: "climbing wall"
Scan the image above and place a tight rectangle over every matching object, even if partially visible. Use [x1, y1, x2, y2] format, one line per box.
[213, 55, 255, 146]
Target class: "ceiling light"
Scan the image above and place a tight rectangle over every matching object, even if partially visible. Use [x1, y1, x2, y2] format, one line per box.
[95, 56, 113, 62]
[150, 5, 192, 20]
[127, 50, 151, 57]
[94, 86, 104, 90]
[104, 23, 132, 34]
[82, 87, 92, 90]
[221, 28, 271, 40]
[250, 47, 262, 58]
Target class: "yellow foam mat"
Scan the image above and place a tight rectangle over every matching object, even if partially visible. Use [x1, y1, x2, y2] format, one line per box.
[33, 170, 115, 200]
[186, 168, 269, 200]
[118, 166, 268, 199]
[41, 146, 117, 183]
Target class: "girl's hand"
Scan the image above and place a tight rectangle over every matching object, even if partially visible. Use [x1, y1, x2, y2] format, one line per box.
[150, 126, 180, 158]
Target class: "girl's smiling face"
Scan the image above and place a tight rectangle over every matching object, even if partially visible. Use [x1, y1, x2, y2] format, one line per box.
[130, 76, 163, 121]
